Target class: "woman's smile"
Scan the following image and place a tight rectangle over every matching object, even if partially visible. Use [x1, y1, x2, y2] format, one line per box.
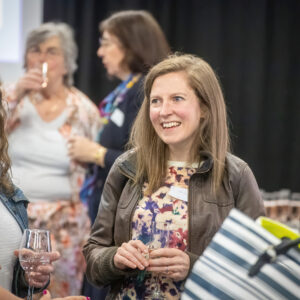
[161, 121, 181, 129]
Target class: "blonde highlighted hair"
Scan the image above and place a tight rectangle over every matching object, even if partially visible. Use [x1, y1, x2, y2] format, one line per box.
[129, 53, 230, 195]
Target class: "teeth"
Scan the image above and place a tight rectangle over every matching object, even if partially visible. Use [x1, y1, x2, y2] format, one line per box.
[162, 122, 180, 128]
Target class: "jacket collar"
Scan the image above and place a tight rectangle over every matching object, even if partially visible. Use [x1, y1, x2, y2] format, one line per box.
[11, 187, 29, 203]
[197, 151, 214, 174]
[118, 149, 214, 179]
[0, 185, 29, 204]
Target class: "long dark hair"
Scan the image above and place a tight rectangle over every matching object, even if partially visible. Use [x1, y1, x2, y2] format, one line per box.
[0, 89, 13, 194]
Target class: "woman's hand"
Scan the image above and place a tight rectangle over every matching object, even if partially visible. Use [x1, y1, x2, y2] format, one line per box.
[14, 68, 43, 101]
[68, 136, 103, 164]
[147, 248, 190, 281]
[40, 290, 88, 300]
[114, 240, 149, 271]
[14, 250, 60, 288]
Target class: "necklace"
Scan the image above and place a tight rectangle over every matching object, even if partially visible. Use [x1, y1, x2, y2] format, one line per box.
[29, 91, 67, 115]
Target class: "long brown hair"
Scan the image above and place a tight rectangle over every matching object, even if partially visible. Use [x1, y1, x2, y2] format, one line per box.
[99, 10, 170, 74]
[129, 54, 230, 195]
[0, 89, 13, 195]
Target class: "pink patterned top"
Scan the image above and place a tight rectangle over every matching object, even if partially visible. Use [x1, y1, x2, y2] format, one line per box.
[3, 83, 101, 203]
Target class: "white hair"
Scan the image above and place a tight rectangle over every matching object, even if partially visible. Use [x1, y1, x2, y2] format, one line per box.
[25, 22, 78, 86]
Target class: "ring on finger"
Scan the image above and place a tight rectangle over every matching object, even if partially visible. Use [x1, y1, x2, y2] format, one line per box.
[166, 266, 169, 274]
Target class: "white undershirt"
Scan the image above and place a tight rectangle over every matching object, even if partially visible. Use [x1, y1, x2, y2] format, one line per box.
[167, 160, 199, 168]
[0, 201, 22, 291]
[8, 97, 72, 202]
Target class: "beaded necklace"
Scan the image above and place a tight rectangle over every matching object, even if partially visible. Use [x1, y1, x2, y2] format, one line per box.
[98, 74, 141, 125]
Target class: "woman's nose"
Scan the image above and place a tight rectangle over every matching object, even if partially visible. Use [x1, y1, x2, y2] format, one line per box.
[97, 46, 103, 57]
[160, 101, 172, 116]
[38, 51, 48, 62]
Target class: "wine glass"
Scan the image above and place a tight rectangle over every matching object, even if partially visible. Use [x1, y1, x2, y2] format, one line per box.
[145, 221, 170, 300]
[18, 229, 51, 300]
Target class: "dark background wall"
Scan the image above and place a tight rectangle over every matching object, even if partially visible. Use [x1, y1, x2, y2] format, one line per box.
[43, 0, 300, 192]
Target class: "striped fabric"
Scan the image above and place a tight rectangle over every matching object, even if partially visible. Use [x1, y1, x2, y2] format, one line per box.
[182, 209, 300, 300]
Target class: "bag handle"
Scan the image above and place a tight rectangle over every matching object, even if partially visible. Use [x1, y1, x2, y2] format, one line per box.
[248, 237, 300, 277]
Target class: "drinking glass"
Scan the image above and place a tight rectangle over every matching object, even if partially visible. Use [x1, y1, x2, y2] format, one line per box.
[145, 221, 170, 300]
[18, 229, 51, 300]
[41, 62, 48, 88]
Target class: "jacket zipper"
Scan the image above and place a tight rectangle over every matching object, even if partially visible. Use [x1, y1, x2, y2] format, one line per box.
[118, 165, 140, 241]
[187, 168, 209, 252]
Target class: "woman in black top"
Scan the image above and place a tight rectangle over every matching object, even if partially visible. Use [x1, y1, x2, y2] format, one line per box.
[67, 10, 169, 299]
[68, 10, 170, 223]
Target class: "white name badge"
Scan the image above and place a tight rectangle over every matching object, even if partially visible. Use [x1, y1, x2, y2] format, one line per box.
[110, 108, 125, 127]
[168, 186, 188, 202]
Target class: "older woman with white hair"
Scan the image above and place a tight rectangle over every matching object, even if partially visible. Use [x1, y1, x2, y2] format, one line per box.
[3, 22, 101, 297]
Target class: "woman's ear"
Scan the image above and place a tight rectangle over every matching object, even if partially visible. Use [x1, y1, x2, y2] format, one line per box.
[200, 102, 209, 120]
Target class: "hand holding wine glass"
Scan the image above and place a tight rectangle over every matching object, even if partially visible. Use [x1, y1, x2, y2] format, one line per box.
[146, 221, 190, 299]
[18, 229, 57, 300]
[148, 247, 190, 281]
[113, 239, 149, 270]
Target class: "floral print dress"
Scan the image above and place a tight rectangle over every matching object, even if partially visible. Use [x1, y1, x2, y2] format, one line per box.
[117, 161, 197, 300]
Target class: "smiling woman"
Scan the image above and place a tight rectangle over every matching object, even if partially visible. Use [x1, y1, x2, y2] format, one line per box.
[83, 54, 265, 300]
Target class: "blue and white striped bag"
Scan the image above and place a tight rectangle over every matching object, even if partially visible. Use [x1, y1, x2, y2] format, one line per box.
[182, 209, 300, 300]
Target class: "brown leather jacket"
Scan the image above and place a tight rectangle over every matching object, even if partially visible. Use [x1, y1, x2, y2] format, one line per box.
[83, 150, 265, 299]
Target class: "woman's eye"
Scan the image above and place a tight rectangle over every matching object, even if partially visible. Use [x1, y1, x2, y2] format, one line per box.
[174, 96, 184, 102]
[48, 49, 58, 55]
[150, 98, 159, 104]
[29, 47, 40, 53]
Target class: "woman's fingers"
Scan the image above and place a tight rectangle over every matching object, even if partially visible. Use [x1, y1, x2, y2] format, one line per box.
[129, 240, 149, 256]
[67, 136, 96, 162]
[114, 240, 149, 270]
[40, 290, 51, 300]
[26, 272, 49, 288]
[149, 247, 179, 258]
[18, 70, 43, 90]
[36, 264, 54, 274]
[40, 290, 88, 300]
[48, 251, 60, 263]
[118, 243, 148, 269]
[114, 251, 137, 269]
[147, 248, 190, 281]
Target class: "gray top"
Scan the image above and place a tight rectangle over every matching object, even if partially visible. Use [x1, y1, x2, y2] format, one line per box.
[8, 97, 72, 202]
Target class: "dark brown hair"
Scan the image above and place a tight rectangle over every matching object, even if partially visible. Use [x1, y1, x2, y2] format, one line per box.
[130, 54, 230, 195]
[0, 89, 13, 194]
[100, 10, 170, 74]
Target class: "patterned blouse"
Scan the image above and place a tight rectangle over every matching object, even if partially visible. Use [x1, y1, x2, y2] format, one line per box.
[118, 161, 198, 300]
[3, 83, 101, 203]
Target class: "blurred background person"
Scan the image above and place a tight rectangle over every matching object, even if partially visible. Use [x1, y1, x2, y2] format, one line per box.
[0, 88, 60, 297]
[67, 10, 169, 299]
[83, 54, 265, 299]
[2, 22, 101, 297]
[68, 10, 170, 223]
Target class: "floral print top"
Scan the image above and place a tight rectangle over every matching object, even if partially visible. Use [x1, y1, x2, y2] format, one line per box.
[3, 83, 102, 203]
[117, 161, 197, 300]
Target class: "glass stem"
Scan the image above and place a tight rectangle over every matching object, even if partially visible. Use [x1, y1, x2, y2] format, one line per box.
[27, 285, 31, 300]
[30, 286, 34, 300]
[155, 274, 160, 292]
